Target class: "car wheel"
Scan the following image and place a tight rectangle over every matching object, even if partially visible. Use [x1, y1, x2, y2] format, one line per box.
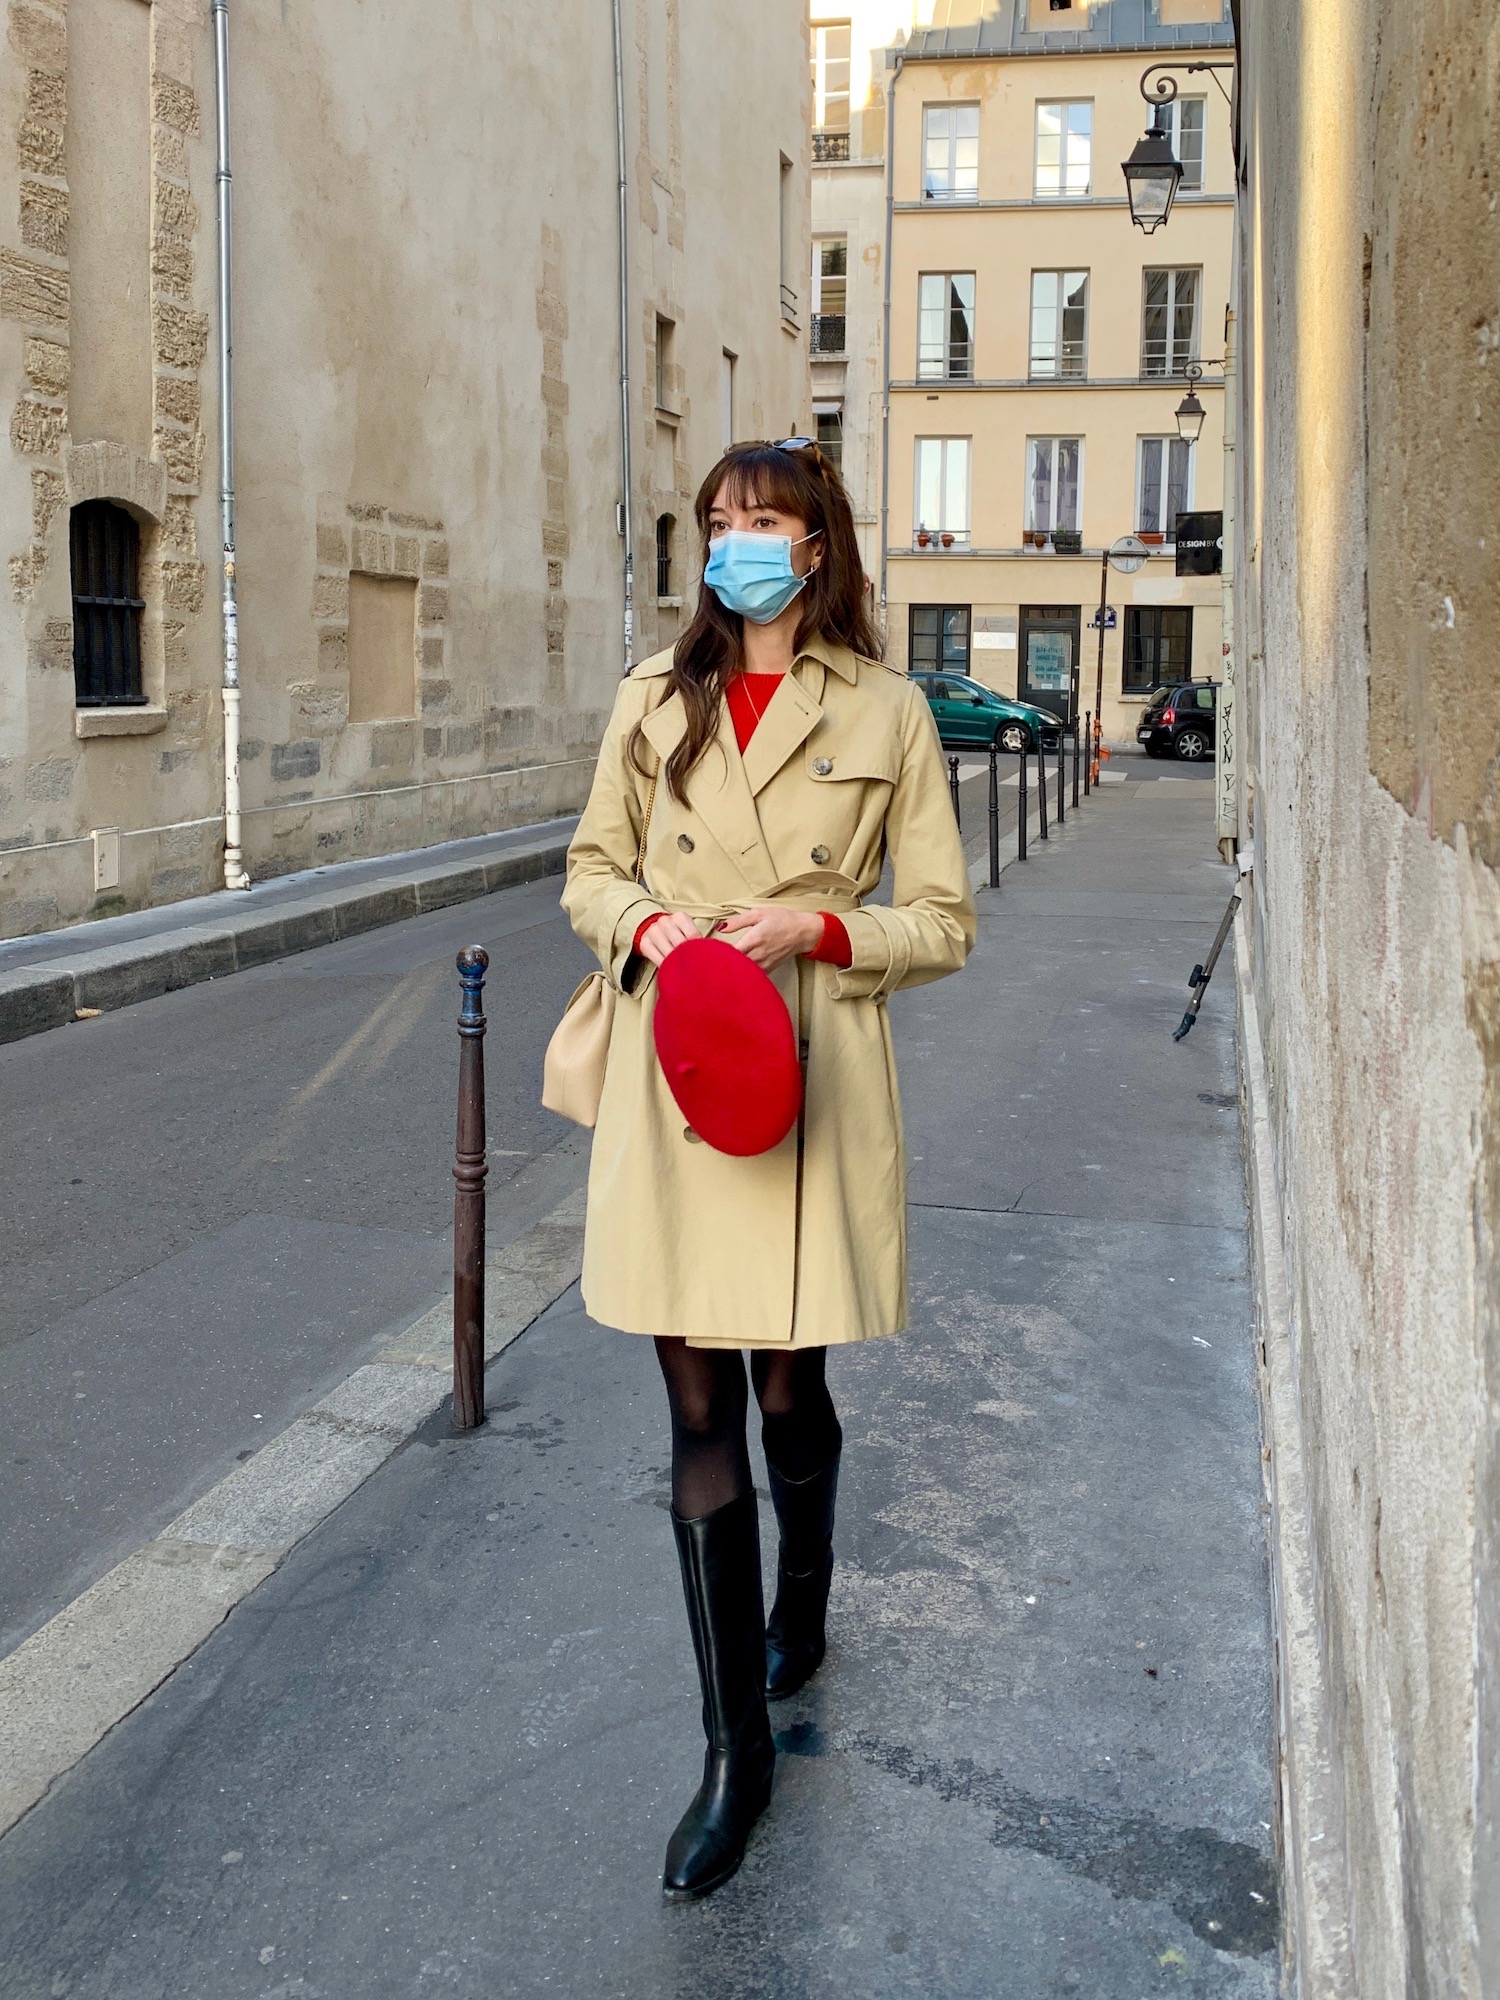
[1175, 728, 1210, 762]
[997, 723, 1029, 754]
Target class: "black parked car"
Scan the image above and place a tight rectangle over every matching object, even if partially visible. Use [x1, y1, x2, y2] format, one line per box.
[1137, 681, 1218, 761]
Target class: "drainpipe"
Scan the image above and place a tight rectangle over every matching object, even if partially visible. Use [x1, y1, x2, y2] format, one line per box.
[611, 0, 635, 673]
[877, 48, 904, 643]
[212, 0, 249, 888]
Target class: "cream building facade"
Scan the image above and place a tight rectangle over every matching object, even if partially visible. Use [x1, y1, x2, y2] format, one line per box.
[0, 0, 811, 938]
[810, 0, 1233, 743]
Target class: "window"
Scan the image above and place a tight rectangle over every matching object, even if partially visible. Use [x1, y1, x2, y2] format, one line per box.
[1024, 437, 1082, 541]
[922, 105, 979, 202]
[655, 315, 675, 410]
[1151, 96, 1206, 191]
[71, 501, 145, 706]
[811, 22, 851, 147]
[1034, 101, 1092, 197]
[811, 238, 847, 355]
[1141, 267, 1200, 376]
[1137, 435, 1194, 538]
[656, 514, 675, 599]
[914, 437, 971, 543]
[815, 406, 844, 478]
[1123, 606, 1194, 692]
[917, 273, 976, 381]
[910, 605, 972, 675]
[347, 573, 417, 722]
[721, 349, 736, 447]
[1029, 270, 1088, 378]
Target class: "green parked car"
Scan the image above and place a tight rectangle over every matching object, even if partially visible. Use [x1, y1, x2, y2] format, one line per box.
[909, 672, 1061, 753]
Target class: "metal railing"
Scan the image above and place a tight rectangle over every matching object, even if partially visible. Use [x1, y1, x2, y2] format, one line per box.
[811, 313, 847, 355]
[813, 130, 851, 162]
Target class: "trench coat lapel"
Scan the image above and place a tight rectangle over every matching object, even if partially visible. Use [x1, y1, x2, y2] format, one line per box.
[740, 660, 826, 799]
[639, 685, 778, 895]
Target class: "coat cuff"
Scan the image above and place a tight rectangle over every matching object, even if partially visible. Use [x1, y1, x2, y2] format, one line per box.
[824, 907, 912, 1000]
[605, 889, 668, 990]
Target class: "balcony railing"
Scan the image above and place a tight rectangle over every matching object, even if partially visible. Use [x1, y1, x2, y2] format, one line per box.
[917, 347, 974, 383]
[811, 313, 847, 356]
[1028, 344, 1087, 380]
[813, 130, 850, 162]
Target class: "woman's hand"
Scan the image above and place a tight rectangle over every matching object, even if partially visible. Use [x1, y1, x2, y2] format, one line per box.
[717, 907, 824, 972]
[637, 911, 701, 966]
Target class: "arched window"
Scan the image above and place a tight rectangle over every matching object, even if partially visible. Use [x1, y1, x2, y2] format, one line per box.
[71, 501, 145, 706]
[656, 513, 675, 600]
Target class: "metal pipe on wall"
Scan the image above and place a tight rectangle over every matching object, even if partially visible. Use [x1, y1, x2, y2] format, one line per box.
[611, 0, 635, 674]
[877, 49, 904, 641]
[212, 0, 249, 889]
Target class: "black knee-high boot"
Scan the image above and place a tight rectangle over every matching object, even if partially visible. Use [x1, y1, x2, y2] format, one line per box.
[764, 1450, 840, 1700]
[663, 1493, 776, 1901]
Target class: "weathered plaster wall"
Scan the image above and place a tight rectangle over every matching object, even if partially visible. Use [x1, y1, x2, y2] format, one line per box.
[0, 0, 810, 932]
[1237, 0, 1500, 1990]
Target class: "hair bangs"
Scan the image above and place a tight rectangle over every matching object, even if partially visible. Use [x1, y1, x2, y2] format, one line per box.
[702, 446, 821, 529]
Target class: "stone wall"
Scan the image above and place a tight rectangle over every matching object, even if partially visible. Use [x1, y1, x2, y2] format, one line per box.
[0, 0, 811, 934]
[1235, 0, 1500, 1990]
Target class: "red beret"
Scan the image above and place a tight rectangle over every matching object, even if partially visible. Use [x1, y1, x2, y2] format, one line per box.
[653, 937, 802, 1156]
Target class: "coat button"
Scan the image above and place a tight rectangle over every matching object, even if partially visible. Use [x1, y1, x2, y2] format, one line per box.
[677, 833, 695, 852]
[683, 1125, 703, 1144]
[810, 845, 831, 866]
[812, 757, 833, 776]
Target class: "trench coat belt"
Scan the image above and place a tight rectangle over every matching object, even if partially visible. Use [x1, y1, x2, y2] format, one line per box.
[644, 871, 865, 921]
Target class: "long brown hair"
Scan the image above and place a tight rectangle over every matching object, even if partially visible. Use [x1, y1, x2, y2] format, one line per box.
[630, 441, 881, 802]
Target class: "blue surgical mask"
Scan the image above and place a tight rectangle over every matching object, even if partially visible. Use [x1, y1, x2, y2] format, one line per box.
[704, 530, 819, 624]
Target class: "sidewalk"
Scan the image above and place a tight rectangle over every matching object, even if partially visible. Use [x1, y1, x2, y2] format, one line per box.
[0, 776, 1276, 1999]
[0, 816, 578, 1045]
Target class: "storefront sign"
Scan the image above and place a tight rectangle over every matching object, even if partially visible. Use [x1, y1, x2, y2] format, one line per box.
[1175, 512, 1224, 577]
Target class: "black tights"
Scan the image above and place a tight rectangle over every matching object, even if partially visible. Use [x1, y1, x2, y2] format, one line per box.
[654, 1340, 844, 1521]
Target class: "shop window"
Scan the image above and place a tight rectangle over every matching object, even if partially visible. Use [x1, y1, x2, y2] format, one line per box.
[1123, 605, 1194, 691]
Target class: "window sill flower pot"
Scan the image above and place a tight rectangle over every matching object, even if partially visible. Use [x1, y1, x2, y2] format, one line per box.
[916, 530, 932, 549]
[1052, 529, 1083, 554]
[940, 532, 956, 548]
[1139, 531, 1166, 546]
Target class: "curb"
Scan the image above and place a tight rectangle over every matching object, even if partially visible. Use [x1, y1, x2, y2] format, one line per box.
[0, 1189, 586, 1840]
[0, 833, 572, 1048]
[1234, 910, 1356, 1996]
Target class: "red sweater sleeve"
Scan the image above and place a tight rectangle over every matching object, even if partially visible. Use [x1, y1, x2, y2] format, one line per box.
[808, 913, 853, 967]
[633, 912, 667, 956]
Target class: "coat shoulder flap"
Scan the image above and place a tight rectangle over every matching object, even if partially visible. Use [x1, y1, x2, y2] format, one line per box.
[805, 657, 911, 784]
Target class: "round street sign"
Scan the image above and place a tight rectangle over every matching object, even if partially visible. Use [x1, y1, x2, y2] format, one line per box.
[1108, 534, 1150, 575]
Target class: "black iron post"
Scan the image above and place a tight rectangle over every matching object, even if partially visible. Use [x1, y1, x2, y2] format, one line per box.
[1083, 710, 1092, 796]
[1017, 742, 1028, 860]
[1037, 737, 1049, 841]
[987, 740, 1000, 888]
[452, 945, 488, 1431]
[948, 755, 961, 826]
[1072, 716, 1081, 809]
[1055, 725, 1066, 826]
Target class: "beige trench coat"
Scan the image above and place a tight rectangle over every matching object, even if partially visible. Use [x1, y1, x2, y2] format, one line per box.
[560, 634, 976, 1349]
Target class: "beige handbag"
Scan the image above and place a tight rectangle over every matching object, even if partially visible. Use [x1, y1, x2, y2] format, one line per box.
[541, 763, 658, 1128]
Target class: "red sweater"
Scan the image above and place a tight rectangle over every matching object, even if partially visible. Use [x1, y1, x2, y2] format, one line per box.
[633, 672, 853, 966]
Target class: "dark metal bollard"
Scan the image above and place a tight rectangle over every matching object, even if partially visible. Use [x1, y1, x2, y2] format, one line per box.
[1083, 710, 1092, 796]
[1037, 737, 1049, 840]
[1017, 742, 1028, 860]
[1072, 717, 1081, 809]
[1055, 726, 1066, 826]
[948, 755, 961, 826]
[987, 740, 1000, 888]
[452, 945, 489, 1431]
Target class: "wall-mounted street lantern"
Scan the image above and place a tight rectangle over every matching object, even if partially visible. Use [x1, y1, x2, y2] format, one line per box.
[1123, 60, 1236, 233]
[1122, 124, 1182, 234]
[1174, 363, 1207, 443]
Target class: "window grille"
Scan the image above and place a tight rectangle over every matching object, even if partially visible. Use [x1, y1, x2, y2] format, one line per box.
[71, 501, 146, 707]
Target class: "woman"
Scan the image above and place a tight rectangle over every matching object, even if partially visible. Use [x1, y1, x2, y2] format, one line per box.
[561, 439, 975, 1901]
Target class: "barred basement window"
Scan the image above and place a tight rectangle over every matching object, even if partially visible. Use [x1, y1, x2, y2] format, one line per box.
[656, 513, 674, 599]
[71, 501, 146, 706]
